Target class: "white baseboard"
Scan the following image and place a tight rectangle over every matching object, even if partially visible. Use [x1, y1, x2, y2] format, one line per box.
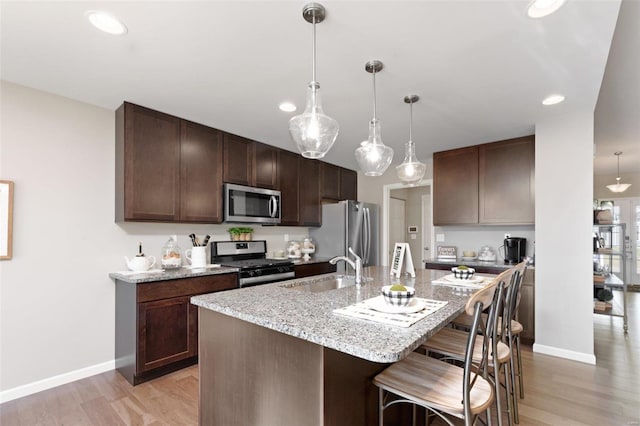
[533, 343, 596, 365]
[0, 360, 115, 404]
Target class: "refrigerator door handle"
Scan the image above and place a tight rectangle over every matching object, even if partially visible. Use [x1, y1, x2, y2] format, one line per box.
[364, 207, 371, 265]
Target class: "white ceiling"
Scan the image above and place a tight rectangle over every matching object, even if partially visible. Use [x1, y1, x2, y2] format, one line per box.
[1, 1, 634, 175]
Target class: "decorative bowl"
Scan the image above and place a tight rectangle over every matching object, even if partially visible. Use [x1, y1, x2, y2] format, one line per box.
[452, 266, 475, 280]
[381, 285, 415, 307]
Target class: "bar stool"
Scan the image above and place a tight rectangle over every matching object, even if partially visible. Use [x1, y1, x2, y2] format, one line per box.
[449, 262, 527, 424]
[421, 267, 516, 426]
[373, 272, 503, 426]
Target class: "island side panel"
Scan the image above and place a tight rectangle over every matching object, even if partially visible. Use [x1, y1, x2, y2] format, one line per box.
[199, 308, 324, 426]
[115, 280, 137, 384]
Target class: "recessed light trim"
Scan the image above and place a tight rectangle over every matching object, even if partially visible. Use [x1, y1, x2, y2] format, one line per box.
[279, 102, 297, 112]
[542, 94, 565, 106]
[527, 0, 567, 18]
[86, 10, 127, 35]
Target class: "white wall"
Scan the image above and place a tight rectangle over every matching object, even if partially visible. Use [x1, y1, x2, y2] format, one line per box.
[0, 81, 308, 401]
[534, 110, 595, 364]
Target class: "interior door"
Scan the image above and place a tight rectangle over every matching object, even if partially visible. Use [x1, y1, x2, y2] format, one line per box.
[421, 194, 432, 264]
[389, 197, 406, 266]
[632, 199, 640, 285]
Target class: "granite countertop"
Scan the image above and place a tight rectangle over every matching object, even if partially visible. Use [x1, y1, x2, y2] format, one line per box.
[191, 266, 484, 363]
[109, 266, 239, 284]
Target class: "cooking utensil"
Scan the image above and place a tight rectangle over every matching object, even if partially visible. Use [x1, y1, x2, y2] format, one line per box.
[202, 235, 210, 246]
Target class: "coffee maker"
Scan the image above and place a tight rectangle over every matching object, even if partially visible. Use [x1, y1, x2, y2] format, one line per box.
[503, 237, 526, 264]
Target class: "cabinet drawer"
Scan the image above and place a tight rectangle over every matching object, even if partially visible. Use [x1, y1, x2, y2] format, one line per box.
[137, 274, 237, 303]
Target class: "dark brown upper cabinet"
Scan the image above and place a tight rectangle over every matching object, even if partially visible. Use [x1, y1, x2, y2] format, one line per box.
[117, 102, 181, 222]
[321, 163, 341, 201]
[223, 133, 254, 186]
[299, 158, 321, 226]
[116, 102, 224, 223]
[180, 121, 224, 223]
[278, 150, 300, 226]
[433, 146, 479, 225]
[433, 135, 535, 226]
[253, 142, 278, 189]
[340, 168, 358, 201]
[479, 136, 535, 224]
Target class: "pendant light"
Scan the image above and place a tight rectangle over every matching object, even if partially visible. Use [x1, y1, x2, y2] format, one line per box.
[355, 60, 393, 176]
[606, 151, 632, 193]
[396, 95, 426, 185]
[288, 3, 339, 159]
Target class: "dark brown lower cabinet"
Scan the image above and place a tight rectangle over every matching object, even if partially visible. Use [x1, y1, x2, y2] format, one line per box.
[294, 262, 337, 278]
[115, 273, 237, 385]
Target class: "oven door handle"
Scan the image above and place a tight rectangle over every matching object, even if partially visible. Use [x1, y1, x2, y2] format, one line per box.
[240, 271, 294, 286]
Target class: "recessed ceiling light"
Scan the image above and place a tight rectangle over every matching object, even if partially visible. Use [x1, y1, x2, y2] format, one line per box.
[542, 94, 565, 105]
[86, 11, 127, 35]
[279, 102, 296, 112]
[527, 0, 566, 18]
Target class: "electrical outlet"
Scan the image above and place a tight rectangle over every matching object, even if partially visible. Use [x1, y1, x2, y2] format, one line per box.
[436, 234, 445, 242]
[284, 234, 289, 242]
[504, 233, 511, 239]
[171, 234, 177, 242]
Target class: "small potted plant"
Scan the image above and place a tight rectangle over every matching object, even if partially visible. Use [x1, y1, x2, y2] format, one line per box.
[240, 227, 253, 241]
[228, 227, 242, 241]
[228, 227, 253, 241]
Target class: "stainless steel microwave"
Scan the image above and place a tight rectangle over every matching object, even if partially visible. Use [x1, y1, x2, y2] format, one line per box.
[224, 183, 281, 224]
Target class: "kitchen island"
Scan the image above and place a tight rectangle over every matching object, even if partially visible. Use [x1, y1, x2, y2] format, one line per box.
[191, 266, 482, 426]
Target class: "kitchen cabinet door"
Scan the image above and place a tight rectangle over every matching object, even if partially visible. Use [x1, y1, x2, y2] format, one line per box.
[117, 102, 181, 221]
[299, 158, 322, 226]
[223, 133, 254, 186]
[433, 146, 479, 225]
[278, 150, 300, 225]
[479, 136, 535, 224]
[180, 121, 224, 223]
[340, 168, 358, 201]
[137, 296, 197, 373]
[253, 142, 278, 189]
[321, 163, 341, 201]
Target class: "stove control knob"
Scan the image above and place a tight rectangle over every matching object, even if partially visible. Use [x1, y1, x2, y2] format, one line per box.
[247, 271, 255, 277]
[256, 270, 262, 276]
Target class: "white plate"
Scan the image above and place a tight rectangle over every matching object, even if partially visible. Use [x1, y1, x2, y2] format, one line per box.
[365, 296, 427, 314]
[461, 256, 477, 261]
[443, 274, 485, 284]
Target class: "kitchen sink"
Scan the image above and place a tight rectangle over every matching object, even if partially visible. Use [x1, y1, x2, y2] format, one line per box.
[282, 275, 372, 293]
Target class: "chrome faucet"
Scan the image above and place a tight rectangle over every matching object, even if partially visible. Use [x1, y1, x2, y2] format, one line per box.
[330, 247, 363, 286]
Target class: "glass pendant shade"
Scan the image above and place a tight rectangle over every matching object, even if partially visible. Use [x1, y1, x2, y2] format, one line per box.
[355, 60, 393, 176]
[606, 178, 631, 193]
[289, 82, 339, 159]
[355, 119, 394, 176]
[606, 151, 632, 193]
[396, 94, 426, 185]
[289, 3, 339, 159]
[396, 141, 426, 185]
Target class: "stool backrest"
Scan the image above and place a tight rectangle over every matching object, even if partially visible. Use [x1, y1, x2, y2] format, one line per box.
[462, 271, 508, 422]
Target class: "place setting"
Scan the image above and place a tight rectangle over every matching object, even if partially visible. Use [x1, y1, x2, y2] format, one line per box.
[333, 284, 448, 327]
[431, 266, 493, 289]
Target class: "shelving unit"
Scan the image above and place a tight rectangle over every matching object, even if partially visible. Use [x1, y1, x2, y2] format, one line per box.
[593, 223, 628, 332]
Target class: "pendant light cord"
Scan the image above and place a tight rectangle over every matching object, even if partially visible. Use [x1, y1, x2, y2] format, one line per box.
[372, 70, 377, 120]
[409, 101, 413, 144]
[312, 13, 317, 83]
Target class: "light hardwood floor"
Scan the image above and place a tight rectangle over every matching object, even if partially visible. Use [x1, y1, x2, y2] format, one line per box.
[1, 292, 638, 426]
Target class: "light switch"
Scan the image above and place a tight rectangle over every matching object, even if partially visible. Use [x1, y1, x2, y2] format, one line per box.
[436, 234, 445, 242]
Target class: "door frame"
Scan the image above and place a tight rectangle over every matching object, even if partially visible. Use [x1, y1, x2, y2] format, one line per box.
[421, 193, 432, 264]
[382, 180, 434, 267]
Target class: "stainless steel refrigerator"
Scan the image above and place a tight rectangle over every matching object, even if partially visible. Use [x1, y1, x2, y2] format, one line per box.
[310, 200, 379, 274]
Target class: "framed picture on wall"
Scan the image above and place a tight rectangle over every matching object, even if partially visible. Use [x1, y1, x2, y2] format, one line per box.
[0, 180, 14, 260]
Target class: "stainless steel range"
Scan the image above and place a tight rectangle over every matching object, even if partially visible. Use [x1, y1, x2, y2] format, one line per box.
[211, 240, 294, 287]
